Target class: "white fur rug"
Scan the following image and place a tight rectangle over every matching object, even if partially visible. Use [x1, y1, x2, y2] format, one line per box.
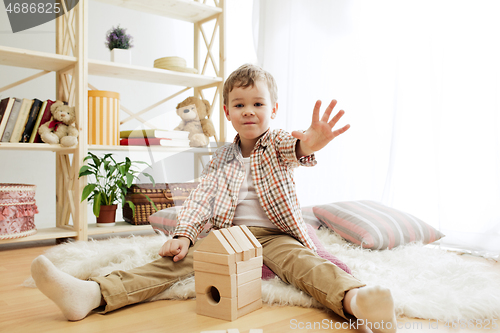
[25, 229, 500, 321]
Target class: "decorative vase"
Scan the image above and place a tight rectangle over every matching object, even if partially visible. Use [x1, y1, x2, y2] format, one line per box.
[88, 90, 120, 146]
[110, 48, 131, 64]
[96, 204, 117, 227]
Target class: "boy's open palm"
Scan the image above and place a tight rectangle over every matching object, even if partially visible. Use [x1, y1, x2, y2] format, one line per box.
[159, 237, 190, 262]
[292, 99, 350, 154]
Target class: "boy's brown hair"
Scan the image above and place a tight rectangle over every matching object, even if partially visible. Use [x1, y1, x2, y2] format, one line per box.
[223, 63, 278, 106]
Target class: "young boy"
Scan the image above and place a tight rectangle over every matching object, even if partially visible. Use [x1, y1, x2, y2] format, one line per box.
[31, 64, 397, 333]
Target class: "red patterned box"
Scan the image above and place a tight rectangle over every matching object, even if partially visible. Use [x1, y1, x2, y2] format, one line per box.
[0, 184, 38, 240]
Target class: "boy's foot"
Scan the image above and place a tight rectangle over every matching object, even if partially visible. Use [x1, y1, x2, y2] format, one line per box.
[351, 286, 397, 333]
[31, 255, 102, 321]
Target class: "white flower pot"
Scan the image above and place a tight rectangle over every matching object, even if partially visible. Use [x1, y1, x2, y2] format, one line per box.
[110, 48, 131, 64]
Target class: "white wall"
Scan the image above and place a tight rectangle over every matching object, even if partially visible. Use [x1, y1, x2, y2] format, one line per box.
[0, 0, 256, 227]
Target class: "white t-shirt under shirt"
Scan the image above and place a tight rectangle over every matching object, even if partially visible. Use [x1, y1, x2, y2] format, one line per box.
[232, 156, 278, 229]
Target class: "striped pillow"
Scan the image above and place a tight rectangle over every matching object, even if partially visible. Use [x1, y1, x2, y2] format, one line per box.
[301, 205, 322, 229]
[148, 206, 181, 236]
[313, 200, 444, 250]
[148, 206, 212, 238]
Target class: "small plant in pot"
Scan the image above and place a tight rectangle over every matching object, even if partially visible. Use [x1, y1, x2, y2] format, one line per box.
[105, 25, 133, 63]
[78, 152, 156, 227]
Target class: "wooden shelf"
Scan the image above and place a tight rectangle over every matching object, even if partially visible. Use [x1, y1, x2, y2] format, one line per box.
[0, 223, 155, 244]
[87, 221, 154, 235]
[94, 0, 221, 23]
[88, 59, 222, 87]
[89, 144, 219, 153]
[0, 142, 77, 153]
[0, 45, 76, 72]
[0, 227, 78, 244]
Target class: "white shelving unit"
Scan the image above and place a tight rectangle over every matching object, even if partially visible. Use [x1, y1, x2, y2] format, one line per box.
[0, 0, 225, 245]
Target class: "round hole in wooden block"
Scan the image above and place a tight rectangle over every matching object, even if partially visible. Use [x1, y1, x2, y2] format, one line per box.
[206, 286, 221, 305]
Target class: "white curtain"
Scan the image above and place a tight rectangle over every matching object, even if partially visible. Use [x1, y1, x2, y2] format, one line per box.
[253, 0, 500, 258]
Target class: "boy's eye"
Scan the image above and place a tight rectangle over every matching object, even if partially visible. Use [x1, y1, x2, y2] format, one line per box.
[255, 103, 263, 107]
[235, 104, 244, 108]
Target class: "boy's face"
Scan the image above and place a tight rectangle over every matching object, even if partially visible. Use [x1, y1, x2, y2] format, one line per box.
[224, 80, 277, 147]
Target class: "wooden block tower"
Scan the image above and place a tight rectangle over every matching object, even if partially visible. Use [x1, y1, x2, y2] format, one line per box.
[194, 225, 263, 321]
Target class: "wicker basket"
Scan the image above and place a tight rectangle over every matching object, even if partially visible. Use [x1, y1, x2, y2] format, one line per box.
[0, 184, 38, 240]
[123, 182, 199, 225]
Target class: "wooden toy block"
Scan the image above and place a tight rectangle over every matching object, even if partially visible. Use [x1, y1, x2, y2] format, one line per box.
[195, 271, 237, 298]
[239, 225, 263, 257]
[194, 251, 235, 266]
[228, 226, 255, 260]
[196, 292, 238, 321]
[237, 278, 261, 309]
[194, 261, 236, 275]
[226, 329, 241, 333]
[249, 330, 264, 333]
[237, 298, 263, 318]
[236, 256, 263, 274]
[196, 230, 236, 255]
[194, 226, 263, 321]
[237, 267, 262, 286]
[219, 228, 246, 261]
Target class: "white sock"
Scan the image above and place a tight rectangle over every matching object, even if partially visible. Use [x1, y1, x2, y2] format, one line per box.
[351, 286, 397, 333]
[31, 255, 102, 321]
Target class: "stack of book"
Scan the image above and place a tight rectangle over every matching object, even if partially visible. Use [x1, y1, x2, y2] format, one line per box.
[119, 129, 191, 147]
[0, 97, 56, 143]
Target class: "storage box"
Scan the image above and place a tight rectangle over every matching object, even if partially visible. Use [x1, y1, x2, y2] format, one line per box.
[123, 182, 199, 225]
[88, 90, 120, 145]
[0, 184, 38, 240]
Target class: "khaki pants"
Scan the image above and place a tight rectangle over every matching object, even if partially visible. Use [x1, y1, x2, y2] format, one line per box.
[91, 227, 365, 319]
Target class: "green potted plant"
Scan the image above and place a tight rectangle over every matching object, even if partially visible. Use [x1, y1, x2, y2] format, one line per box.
[105, 25, 133, 64]
[78, 152, 155, 226]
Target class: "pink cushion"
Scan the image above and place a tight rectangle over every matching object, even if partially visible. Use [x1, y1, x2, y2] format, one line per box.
[313, 200, 445, 250]
[261, 224, 351, 279]
[149, 206, 212, 238]
[301, 205, 322, 229]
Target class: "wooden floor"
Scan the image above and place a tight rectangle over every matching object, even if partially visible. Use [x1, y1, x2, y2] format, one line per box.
[1, 238, 498, 333]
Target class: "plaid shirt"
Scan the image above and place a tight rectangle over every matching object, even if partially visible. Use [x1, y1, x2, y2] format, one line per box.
[173, 129, 318, 251]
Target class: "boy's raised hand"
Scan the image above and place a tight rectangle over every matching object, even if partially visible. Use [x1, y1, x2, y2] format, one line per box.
[292, 99, 350, 156]
[159, 237, 191, 262]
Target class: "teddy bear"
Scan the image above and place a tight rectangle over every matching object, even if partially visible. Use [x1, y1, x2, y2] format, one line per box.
[38, 101, 79, 147]
[174, 96, 215, 147]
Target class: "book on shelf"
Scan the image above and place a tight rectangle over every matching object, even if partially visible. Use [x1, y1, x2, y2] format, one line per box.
[10, 98, 33, 143]
[21, 98, 42, 143]
[120, 129, 190, 140]
[1, 98, 22, 142]
[30, 99, 54, 143]
[0, 98, 12, 124]
[120, 137, 190, 147]
[0, 97, 16, 139]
